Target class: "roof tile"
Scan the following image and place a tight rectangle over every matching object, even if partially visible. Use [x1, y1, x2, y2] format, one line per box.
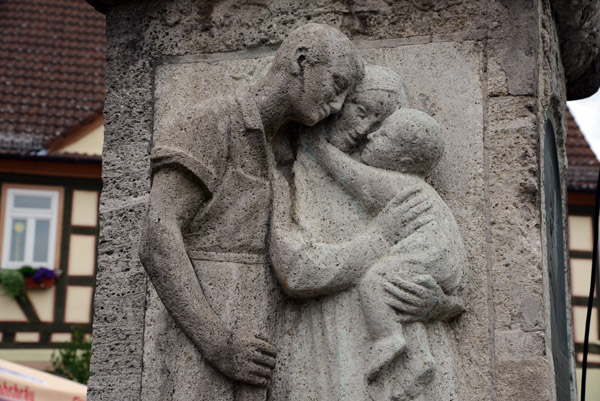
[0, 0, 105, 155]
[566, 109, 600, 192]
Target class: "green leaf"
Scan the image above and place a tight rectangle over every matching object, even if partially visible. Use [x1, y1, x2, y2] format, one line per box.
[0, 269, 25, 299]
[48, 326, 92, 384]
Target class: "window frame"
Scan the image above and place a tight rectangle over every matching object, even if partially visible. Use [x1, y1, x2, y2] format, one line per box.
[0, 185, 63, 270]
[568, 203, 600, 367]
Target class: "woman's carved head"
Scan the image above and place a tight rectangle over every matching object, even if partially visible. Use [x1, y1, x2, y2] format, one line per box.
[328, 65, 410, 152]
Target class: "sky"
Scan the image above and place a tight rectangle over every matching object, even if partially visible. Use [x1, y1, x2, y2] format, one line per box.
[568, 88, 600, 158]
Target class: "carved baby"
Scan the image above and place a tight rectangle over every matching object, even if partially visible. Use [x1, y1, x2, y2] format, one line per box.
[310, 108, 466, 387]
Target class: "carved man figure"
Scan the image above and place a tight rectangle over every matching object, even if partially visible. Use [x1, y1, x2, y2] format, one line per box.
[139, 24, 364, 400]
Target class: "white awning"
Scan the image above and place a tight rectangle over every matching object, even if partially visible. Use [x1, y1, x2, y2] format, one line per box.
[0, 359, 86, 401]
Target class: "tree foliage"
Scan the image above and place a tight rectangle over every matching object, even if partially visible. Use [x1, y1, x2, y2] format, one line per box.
[49, 327, 92, 384]
[0, 269, 25, 299]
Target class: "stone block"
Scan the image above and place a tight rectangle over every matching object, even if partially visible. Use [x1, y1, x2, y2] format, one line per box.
[87, 374, 142, 401]
[89, 0, 579, 399]
[495, 360, 554, 401]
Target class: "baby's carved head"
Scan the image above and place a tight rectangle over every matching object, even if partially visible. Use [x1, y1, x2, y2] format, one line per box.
[360, 108, 444, 177]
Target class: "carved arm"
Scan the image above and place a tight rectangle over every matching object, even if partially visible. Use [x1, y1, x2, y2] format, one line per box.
[308, 133, 407, 214]
[269, 168, 433, 298]
[139, 168, 276, 387]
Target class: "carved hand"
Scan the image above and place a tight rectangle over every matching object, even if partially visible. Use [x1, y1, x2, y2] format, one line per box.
[370, 186, 434, 245]
[382, 273, 463, 322]
[205, 330, 277, 387]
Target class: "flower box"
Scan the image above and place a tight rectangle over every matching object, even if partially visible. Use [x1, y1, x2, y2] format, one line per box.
[24, 276, 56, 289]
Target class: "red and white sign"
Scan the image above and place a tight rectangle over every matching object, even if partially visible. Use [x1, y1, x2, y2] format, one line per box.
[0, 360, 86, 401]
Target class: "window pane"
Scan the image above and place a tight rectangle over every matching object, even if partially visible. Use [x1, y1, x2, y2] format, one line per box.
[570, 258, 595, 297]
[573, 306, 599, 343]
[33, 219, 50, 263]
[568, 215, 593, 251]
[13, 195, 52, 209]
[9, 219, 27, 262]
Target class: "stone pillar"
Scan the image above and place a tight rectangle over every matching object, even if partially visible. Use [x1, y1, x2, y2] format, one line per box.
[86, 1, 600, 400]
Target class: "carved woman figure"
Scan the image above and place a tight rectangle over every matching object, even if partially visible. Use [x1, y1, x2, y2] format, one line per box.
[309, 107, 467, 396]
[269, 66, 466, 400]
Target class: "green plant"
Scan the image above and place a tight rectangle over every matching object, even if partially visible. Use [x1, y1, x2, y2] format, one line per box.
[0, 266, 59, 295]
[19, 265, 35, 276]
[0, 269, 25, 299]
[49, 327, 92, 384]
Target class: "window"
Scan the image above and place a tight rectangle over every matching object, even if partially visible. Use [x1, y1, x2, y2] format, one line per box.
[568, 207, 600, 368]
[1, 188, 60, 269]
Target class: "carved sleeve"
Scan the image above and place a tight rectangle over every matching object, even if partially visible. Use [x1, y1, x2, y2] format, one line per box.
[270, 225, 390, 298]
[150, 97, 232, 193]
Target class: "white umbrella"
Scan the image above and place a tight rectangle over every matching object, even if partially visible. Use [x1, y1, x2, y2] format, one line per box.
[0, 359, 86, 401]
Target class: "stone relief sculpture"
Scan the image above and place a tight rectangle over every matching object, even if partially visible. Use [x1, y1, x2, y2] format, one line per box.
[140, 23, 466, 401]
[269, 65, 466, 400]
[139, 23, 363, 400]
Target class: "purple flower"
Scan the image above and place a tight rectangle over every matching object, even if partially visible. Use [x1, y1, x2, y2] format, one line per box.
[30, 267, 58, 282]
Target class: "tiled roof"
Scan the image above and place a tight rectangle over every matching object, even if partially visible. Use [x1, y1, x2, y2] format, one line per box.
[0, 0, 105, 155]
[566, 109, 600, 192]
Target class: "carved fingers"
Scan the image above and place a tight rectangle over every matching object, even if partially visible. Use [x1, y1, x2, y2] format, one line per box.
[252, 335, 277, 360]
[212, 331, 277, 387]
[381, 273, 443, 323]
[238, 335, 277, 386]
[389, 185, 422, 205]
[375, 187, 434, 244]
[237, 356, 272, 387]
[384, 282, 425, 309]
[250, 348, 277, 369]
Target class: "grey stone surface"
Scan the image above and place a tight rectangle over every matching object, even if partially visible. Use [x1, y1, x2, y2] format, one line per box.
[551, 0, 600, 100]
[268, 68, 466, 399]
[89, 1, 578, 400]
[144, 26, 472, 400]
[361, 42, 491, 401]
[89, 0, 600, 101]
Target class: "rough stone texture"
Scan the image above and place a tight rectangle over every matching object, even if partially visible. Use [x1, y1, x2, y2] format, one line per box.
[551, 0, 600, 100]
[138, 24, 368, 400]
[89, 1, 576, 400]
[142, 41, 483, 400]
[539, 0, 577, 398]
[88, 0, 600, 100]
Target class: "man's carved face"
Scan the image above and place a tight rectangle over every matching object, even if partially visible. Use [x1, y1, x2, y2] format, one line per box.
[291, 62, 354, 127]
[268, 23, 363, 128]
